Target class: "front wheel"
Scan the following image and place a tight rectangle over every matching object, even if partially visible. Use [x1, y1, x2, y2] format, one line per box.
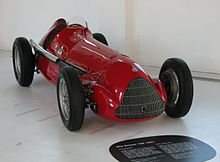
[12, 37, 35, 86]
[57, 66, 85, 131]
[159, 58, 193, 118]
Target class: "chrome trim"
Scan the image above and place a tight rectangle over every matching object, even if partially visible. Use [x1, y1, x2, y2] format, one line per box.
[30, 39, 59, 63]
[30, 39, 87, 74]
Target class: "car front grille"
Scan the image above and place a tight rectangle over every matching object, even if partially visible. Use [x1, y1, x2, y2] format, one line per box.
[115, 77, 165, 119]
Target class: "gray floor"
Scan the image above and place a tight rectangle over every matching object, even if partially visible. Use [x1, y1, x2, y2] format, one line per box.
[0, 50, 219, 162]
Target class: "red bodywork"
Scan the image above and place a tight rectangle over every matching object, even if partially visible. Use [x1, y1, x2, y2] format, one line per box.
[37, 19, 167, 122]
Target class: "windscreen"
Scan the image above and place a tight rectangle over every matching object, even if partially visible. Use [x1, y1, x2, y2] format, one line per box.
[67, 16, 88, 29]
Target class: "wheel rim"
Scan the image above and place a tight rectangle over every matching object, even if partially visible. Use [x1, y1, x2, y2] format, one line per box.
[160, 69, 179, 107]
[14, 47, 21, 78]
[59, 78, 70, 120]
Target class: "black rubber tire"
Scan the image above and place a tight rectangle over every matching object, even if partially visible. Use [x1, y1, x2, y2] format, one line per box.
[57, 66, 85, 131]
[159, 58, 193, 118]
[93, 33, 108, 46]
[12, 37, 35, 87]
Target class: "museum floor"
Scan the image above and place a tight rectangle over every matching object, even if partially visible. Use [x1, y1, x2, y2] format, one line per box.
[0, 50, 219, 162]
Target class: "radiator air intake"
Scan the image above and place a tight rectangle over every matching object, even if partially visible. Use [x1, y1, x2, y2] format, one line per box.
[115, 77, 165, 119]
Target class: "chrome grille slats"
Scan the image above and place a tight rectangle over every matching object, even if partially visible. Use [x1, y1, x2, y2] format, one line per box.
[115, 77, 165, 119]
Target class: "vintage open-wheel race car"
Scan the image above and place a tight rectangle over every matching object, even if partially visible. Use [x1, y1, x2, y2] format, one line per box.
[12, 18, 193, 131]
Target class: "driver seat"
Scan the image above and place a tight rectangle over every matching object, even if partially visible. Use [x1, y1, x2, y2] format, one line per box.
[43, 18, 67, 49]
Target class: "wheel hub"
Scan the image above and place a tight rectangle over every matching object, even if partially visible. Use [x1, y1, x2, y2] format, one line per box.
[14, 47, 21, 78]
[160, 69, 179, 107]
[59, 78, 70, 120]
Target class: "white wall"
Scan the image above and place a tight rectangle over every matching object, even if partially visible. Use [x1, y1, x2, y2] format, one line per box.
[134, 0, 220, 73]
[1, 0, 220, 73]
[0, 0, 126, 53]
[125, 0, 135, 59]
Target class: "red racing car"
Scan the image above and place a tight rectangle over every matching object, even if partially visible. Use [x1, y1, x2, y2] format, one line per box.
[12, 18, 193, 131]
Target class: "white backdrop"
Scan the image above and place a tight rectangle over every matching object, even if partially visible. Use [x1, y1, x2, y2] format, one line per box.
[0, 0, 220, 73]
[0, 0, 126, 53]
[134, 0, 220, 73]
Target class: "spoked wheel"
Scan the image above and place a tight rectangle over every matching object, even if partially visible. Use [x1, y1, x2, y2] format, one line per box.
[159, 58, 193, 118]
[57, 66, 85, 131]
[12, 37, 35, 87]
[59, 78, 70, 121]
[14, 47, 22, 79]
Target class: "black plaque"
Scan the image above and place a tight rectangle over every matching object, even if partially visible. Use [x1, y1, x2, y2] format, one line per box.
[109, 135, 216, 162]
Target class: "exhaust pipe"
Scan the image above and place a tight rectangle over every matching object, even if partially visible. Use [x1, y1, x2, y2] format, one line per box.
[30, 39, 59, 63]
[30, 39, 87, 74]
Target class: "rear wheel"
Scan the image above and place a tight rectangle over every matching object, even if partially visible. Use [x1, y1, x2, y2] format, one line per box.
[159, 58, 193, 118]
[12, 37, 35, 87]
[57, 66, 85, 131]
[93, 33, 108, 46]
